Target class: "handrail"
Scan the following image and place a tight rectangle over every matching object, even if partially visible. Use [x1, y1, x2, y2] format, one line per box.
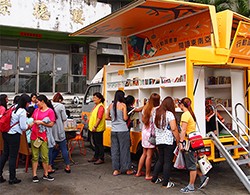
[235, 103, 250, 139]
[208, 131, 250, 193]
[215, 103, 249, 153]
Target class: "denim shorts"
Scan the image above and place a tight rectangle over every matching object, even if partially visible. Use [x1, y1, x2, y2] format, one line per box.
[183, 150, 197, 171]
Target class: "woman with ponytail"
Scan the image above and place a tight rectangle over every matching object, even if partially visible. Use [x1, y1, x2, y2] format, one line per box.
[106, 90, 133, 176]
[178, 97, 209, 193]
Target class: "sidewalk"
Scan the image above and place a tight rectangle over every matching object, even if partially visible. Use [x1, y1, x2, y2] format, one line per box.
[1, 142, 250, 195]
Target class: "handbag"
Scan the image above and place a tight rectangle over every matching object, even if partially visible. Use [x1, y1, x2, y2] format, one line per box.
[33, 137, 43, 148]
[198, 155, 212, 175]
[188, 131, 204, 150]
[148, 133, 156, 145]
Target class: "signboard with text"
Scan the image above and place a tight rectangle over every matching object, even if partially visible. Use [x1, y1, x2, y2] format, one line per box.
[127, 11, 212, 63]
[228, 21, 250, 65]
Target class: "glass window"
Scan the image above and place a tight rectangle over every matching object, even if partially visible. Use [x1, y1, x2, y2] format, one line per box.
[40, 42, 69, 51]
[71, 54, 88, 76]
[18, 75, 37, 93]
[83, 84, 101, 104]
[71, 76, 87, 94]
[39, 53, 53, 92]
[20, 40, 38, 49]
[0, 38, 17, 48]
[55, 75, 68, 92]
[0, 50, 17, 92]
[55, 54, 69, 92]
[0, 75, 15, 92]
[19, 50, 37, 73]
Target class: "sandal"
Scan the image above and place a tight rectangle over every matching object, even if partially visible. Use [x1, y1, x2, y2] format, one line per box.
[48, 170, 55, 174]
[135, 171, 145, 177]
[64, 168, 71, 174]
[113, 170, 121, 176]
[126, 169, 134, 175]
[145, 176, 153, 180]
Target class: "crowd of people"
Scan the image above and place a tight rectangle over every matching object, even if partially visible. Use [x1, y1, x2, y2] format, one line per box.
[0, 92, 71, 185]
[104, 90, 210, 193]
[0, 91, 210, 193]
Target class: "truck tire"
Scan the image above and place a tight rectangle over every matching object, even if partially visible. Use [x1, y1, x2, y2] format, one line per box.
[132, 142, 143, 161]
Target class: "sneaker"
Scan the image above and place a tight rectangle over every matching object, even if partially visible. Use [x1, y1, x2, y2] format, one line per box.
[32, 176, 39, 183]
[43, 174, 54, 181]
[9, 178, 21, 185]
[0, 176, 6, 183]
[151, 177, 163, 184]
[162, 181, 175, 188]
[199, 176, 209, 189]
[180, 186, 195, 193]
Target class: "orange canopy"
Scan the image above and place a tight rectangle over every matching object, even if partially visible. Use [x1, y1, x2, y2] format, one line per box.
[70, 0, 211, 37]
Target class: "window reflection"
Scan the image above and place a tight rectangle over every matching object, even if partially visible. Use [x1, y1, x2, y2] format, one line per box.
[18, 75, 37, 93]
[19, 50, 37, 73]
[39, 53, 53, 92]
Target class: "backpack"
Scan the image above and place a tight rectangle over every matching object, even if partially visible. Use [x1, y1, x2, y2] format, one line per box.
[0, 106, 19, 133]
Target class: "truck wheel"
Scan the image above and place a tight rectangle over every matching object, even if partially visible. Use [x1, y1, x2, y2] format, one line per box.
[132, 142, 143, 161]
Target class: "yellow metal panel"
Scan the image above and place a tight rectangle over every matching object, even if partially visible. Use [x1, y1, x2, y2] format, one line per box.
[227, 21, 250, 65]
[208, 6, 220, 48]
[216, 10, 233, 49]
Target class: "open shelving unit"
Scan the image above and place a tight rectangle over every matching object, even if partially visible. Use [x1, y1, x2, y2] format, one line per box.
[106, 58, 186, 111]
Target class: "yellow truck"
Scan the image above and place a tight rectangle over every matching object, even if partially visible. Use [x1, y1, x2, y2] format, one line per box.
[71, 0, 250, 191]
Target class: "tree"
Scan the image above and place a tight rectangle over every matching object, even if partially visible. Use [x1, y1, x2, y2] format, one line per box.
[189, 0, 232, 12]
[188, 0, 250, 17]
[233, 0, 250, 17]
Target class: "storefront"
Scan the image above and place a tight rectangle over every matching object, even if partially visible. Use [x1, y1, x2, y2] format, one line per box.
[0, 0, 111, 95]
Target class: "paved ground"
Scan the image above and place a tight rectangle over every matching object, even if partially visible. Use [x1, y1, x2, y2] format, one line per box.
[1, 142, 250, 195]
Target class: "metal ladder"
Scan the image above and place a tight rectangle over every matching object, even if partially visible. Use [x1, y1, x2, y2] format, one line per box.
[208, 103, 250, 192]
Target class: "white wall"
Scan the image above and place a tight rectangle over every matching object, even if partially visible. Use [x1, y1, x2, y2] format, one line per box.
[194, 67, 206, 136]
[231, 70, 245, 132]
[0, 0, 111, 33]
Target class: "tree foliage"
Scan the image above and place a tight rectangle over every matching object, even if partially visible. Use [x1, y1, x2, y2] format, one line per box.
[189, 0, 250, 17]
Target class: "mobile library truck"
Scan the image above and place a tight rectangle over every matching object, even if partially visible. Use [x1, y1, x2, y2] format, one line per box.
[71, 0, 250, 191]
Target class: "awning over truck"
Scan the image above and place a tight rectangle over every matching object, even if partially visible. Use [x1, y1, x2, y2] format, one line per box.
[70, 0, 213, 38]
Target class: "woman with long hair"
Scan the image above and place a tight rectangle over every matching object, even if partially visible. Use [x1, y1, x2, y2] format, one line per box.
[151, 96, 180, 188]
[0, 94, 8, 117]
[178, 97, 209, 193]
[0, 94, 32, 184]
[49, 92, 71, 173]
[106, 90, 133, 176]
[30, 95, 56, 183]
[135, 93, 160, 180]
[88, 92, 106, 165]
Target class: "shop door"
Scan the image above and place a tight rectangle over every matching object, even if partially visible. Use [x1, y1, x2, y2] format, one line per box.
[55, 54, 69, 92]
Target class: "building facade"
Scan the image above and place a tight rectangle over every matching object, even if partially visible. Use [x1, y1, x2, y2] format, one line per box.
[0, 0, 111, 95]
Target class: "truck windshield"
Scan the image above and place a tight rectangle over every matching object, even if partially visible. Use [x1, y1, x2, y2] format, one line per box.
[84, 85, 101, 105]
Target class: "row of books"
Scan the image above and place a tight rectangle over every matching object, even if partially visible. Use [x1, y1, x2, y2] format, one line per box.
[108, 74, 186, 88]
[207, 76, 231, 85]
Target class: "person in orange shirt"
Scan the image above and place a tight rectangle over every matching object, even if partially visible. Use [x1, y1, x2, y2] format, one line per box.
[88, 92, 106, 165]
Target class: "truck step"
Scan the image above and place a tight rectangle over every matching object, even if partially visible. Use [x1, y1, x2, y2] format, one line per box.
[236, 158, 250, 166]
[224, 145, 248, 150]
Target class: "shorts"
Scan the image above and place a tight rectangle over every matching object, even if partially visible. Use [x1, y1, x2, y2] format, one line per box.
[183, 150, 197, 171]
[31, 140, 49, 163]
